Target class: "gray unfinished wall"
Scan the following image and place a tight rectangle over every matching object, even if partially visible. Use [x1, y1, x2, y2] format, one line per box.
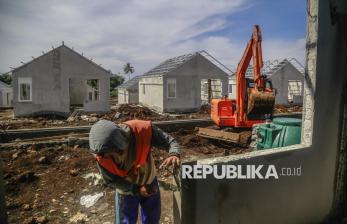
[69, 79, 87, 105]
[139, 76, 164, 112]
[12, 46, 110, 116]
[60, 47, 110, 113]
[178, 0, 347, 223]
[270, 63, 304, 105]
[164, 54, 228, 113]
[12, 49, 65, 116]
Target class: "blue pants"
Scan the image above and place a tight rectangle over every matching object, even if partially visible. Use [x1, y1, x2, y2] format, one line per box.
[115, 178, 161, 224]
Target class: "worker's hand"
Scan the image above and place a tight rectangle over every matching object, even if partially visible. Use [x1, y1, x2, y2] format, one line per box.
[159, 155, 180, 169]
[139, 185, 152, 197]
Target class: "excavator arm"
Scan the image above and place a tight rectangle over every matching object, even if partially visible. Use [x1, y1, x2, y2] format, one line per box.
[235, 25, 275, 126]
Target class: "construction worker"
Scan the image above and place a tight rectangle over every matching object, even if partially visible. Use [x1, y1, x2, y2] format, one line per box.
[88, 119, 180, 224]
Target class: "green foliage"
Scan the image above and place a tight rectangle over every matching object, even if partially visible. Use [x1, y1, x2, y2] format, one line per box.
[110, 89, 118, 97]
[0, 73, 12, 85]
[110, 74, 124, 90]
[87, 79, 98, 89]
[123, 62, 134, 74]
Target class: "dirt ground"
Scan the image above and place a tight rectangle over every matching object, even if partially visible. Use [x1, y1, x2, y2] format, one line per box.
[1, 129, 245, 224]
[0, 103, 302, 131]
[0, 104, 210, 130]
[0, 102, 300, 223]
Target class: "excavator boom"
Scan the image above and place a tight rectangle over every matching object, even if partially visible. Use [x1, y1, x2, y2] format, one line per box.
[235, 25, 275, 126]
[198, 25, 275, 146]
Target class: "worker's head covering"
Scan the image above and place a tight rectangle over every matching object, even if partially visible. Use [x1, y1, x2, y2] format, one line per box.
[89, 120, 129, 154]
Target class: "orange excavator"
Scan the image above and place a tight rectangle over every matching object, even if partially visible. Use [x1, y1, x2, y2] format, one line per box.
[198, 25, 275, 145]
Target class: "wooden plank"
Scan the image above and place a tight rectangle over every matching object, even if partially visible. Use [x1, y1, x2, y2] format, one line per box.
[197, 127, 240, 143]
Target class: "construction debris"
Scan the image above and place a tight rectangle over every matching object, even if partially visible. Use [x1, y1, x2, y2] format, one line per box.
[80, 192, 104, 208]
[102, 104, 169, 122]
[0, 104, 211, 130]
[82, 173, 103, 186]
[198, 127, 240, 143]
[274, 104, 302, 114]
[2, 125, 247, 223]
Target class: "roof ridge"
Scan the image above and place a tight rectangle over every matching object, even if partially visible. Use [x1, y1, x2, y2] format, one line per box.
[117, 75, 142, 89]
[12, 43, 111, 75]
[142, 51, 199, 77]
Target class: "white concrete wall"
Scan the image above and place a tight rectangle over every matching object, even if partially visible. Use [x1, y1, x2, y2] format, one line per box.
[139, 76, 163, 112]
[118, 89, 127, 104]
[228, 78, 236, 99]
[179, 0, 347, 223]
[118, 88, 139, 104]
[0, 83, 12, 107]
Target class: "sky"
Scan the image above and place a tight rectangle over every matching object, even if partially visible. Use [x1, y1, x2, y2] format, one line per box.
[0, 0, 306, 77]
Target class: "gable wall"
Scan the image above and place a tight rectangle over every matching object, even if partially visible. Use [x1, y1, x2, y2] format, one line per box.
[60, 47, 110, 113]
[12, 49, 66, 116]
[270, 63, 304, 105]
[163, 54, 228, 112]
[12, 46, 110, 116]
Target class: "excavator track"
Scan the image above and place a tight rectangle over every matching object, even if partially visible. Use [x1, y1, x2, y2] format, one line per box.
[197, 127, 251, 147]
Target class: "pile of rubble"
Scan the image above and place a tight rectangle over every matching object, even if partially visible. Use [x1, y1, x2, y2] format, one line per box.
[0, 104, 211, 130]
[274, 104, 302, 114]
[103, 104, 170, 122]
[0, 114, 96, 130]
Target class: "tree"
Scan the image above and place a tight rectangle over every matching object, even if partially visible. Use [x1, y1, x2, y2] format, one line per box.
[110, 74, 124, 97]
[0, 73, 12, 85]
[110, 73, 124, 90]
[123, 62, 134, 81]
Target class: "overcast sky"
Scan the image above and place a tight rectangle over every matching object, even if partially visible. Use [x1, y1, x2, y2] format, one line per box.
[0, 0, 306, 77]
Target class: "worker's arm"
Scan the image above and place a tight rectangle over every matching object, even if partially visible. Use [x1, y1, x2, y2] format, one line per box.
[97, 164, 140, 196]
[151, 125, 181, 168]
[151, 124, 181, 156]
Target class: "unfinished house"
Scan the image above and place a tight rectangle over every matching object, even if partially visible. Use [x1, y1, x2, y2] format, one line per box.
[228, 75, 236, 99]
[233, 58, 304, 105]
[0, 80, 13, 108]
[267, 59, 304, 105]
[11, 43, 111, 117]
[139, 51, 230, 113]
[117, 76, 141, 104]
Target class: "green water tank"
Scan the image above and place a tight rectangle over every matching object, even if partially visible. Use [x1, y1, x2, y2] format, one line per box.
[256, 117, 302, 150]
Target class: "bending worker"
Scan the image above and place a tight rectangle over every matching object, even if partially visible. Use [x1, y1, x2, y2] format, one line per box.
[88, 119, 181, 224]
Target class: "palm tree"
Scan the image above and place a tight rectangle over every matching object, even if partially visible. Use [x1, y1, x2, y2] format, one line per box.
[123, 62, 134, 81]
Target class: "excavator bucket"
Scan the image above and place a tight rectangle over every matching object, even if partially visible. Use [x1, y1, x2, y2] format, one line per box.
[247, 89, 275, 117]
